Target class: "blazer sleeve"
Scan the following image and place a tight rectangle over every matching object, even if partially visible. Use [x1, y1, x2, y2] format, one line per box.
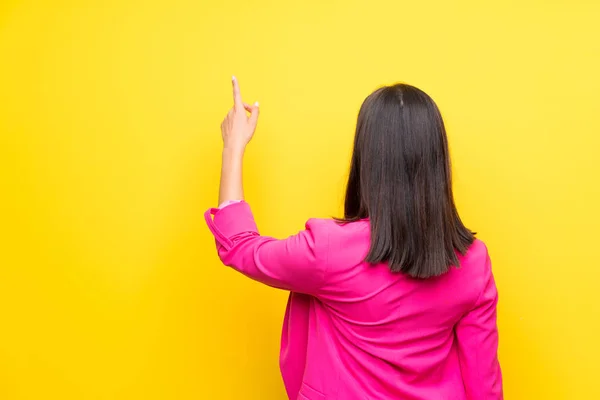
[455, 257, 503, 399]
[204, 201, 329, 294]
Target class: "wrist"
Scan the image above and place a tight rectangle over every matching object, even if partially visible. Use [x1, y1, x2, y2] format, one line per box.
[222, 144, 246, 157]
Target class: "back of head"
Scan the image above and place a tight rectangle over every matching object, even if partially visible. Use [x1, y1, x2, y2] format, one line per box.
[343, 83, 474, 279]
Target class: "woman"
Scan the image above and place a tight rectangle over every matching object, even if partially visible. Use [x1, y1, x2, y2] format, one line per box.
[205, 77, 502, 399]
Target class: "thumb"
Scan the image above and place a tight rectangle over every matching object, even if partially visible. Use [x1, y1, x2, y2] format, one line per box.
[248, 101, 260, 127]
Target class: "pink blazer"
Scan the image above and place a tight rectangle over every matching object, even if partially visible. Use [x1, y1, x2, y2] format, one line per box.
[205, 201, 502, 400]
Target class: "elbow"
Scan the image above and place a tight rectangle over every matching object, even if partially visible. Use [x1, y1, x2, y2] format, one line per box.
[215, 232, 263, 269]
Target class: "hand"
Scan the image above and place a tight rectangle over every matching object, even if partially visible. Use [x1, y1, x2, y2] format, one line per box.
[220, 76, 259, 152]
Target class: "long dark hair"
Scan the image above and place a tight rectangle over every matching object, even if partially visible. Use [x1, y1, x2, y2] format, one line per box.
[342, 83, 474, 279]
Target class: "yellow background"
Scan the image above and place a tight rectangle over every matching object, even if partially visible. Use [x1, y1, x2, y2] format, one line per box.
[1, 0, 599, 398]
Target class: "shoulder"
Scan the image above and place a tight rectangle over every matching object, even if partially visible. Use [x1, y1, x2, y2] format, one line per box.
[302, 218, 338, 246]
[304, 218, 369, 238]
[463, 239, 490, 263]
[304, 218, 371, 265]
[457, 239, 495, 291]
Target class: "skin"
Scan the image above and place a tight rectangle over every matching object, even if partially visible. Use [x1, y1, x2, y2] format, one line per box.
[219, 76, 259, 205]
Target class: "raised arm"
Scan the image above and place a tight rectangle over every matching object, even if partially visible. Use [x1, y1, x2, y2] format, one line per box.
[206, 77, 329, 293]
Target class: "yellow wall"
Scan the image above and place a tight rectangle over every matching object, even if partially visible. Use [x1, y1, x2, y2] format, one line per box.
[1, 0, 599, 398]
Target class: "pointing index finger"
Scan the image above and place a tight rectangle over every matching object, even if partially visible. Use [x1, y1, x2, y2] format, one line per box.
[232, 76, 243, 110]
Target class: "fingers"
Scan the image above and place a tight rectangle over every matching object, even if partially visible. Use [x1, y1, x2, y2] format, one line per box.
[248, 101, 260, 128]
[243, 102, 258, 113]
[231, 77, 259, 127]
[232, 76, 243, 110]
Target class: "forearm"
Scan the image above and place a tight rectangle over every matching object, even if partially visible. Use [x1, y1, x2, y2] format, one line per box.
[218, 147, 245, 205]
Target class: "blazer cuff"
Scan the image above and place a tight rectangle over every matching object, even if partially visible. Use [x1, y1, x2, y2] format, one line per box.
[204, 201, 258, 250]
